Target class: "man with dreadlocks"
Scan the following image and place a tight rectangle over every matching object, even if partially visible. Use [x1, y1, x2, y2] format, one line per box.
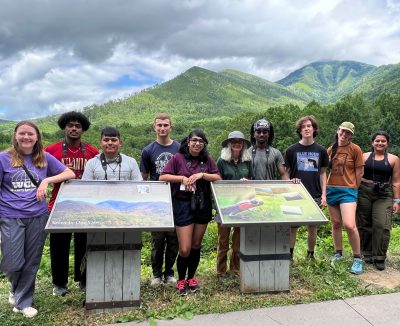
[249, 119, 288, 181]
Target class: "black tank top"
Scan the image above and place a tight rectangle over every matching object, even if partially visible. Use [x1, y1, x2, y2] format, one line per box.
[362, 152, 392, 183]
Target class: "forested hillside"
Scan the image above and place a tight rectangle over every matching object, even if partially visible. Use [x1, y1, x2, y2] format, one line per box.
[0, 60, 399, 160]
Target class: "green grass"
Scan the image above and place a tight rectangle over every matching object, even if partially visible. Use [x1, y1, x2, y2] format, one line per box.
[1, 222, 400, 326]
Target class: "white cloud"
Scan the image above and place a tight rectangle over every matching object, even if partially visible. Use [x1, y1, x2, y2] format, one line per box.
[0, 0, 399, 120]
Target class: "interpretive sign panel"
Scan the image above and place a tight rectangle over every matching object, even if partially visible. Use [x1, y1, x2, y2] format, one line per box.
[45, 180, 174, 232]
[211, 180, 328, 227]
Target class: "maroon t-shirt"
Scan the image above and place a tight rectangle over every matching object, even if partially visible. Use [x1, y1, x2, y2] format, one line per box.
[45, 141, 99, 211]
[161, 152, 219, 200]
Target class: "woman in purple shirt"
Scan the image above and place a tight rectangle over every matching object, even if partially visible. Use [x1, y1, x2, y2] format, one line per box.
[0, 121, 75, 318]
[160, 129, 221, 296]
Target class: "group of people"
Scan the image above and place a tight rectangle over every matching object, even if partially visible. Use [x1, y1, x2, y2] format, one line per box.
[0, 111, 398, 318]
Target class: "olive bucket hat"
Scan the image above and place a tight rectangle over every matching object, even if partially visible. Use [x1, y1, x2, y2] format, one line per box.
[221, 131, 251, 147]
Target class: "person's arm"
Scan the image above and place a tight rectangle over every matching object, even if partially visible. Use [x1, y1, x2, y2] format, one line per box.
[81, 158, 95, 180]
[355, 166, 364, 188]
[320, 167, 327, 206]
[278, 164, 289, 180]
[139, 148, 149, 181]
[391, 154, 400, 214]
[159, 173, 185, 183]
[129, 157, 143, 181]
[37, 168, 75, 201]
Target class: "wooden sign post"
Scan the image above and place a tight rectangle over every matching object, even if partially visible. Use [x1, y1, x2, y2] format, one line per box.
[211, 180, 328, 294]
[45, 180, 174, 312]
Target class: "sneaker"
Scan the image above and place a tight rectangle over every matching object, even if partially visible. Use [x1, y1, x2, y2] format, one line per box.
[187, 277, 200, 293]
[350, 258, 363, 275]
[331, 253, 342, 266]
[52, 286, 68, 296]
[150, 277, 162, 287]
[8, 292, 15, 305]
[165, 275, 177, 286]
[374, 260, 385, 271]
[176, 279, 187, 296]
[13, 306, 38, 318]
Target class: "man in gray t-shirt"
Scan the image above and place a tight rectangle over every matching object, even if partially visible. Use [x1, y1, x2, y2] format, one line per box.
[250, 119, 288, 181]
[82, 127, 142, 181]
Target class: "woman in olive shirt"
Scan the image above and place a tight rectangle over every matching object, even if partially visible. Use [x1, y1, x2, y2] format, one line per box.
[216, 131, 252, 277]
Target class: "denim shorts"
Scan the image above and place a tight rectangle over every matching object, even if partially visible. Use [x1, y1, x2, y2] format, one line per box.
[327, 187, 358, 206]
[172, 199, 212, 227]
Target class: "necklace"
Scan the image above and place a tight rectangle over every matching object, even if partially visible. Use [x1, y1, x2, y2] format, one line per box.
[68, 147, 80, 154]
[107, 161, 119, 174]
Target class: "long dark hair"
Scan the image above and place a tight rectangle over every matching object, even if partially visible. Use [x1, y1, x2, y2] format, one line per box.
[328, 134, 339, 169]
[179, 129, 209, 162]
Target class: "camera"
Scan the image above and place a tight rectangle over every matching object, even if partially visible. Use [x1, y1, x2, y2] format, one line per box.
[373, 182, 388, 193]
[191, 191, 205, 211]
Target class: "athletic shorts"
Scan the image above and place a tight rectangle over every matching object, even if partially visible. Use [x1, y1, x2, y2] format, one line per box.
[327, 187, 358, 206]
[172, 198, 212, 227]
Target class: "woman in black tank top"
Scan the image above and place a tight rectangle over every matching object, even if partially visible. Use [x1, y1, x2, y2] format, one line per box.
[356, 131, 400, 270]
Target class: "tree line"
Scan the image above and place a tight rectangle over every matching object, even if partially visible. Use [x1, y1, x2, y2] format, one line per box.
[0, 93, 399, 160]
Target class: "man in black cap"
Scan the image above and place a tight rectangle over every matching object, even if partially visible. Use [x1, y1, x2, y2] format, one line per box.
[250, 119, 288, 180]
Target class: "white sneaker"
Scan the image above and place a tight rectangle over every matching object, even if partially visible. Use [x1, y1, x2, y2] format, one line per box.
[165, 275, 177, 286]
[150, 277, 162, 287]
[13, 306, 38, 318]
[8, 292, 15, 305]
[52, 286, 68, 296]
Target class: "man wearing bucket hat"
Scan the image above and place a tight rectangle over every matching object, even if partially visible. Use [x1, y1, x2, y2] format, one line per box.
[249, 119, 288, 180]
[216, 131, 253, 277]
[327, 121, 364, 274]
[284, 115, 329, 259]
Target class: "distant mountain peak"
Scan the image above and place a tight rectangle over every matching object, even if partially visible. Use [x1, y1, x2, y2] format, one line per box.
[276, 60, 377, 103]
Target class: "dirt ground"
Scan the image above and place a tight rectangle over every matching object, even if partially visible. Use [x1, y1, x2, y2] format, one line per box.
[360, 264, 400, 289]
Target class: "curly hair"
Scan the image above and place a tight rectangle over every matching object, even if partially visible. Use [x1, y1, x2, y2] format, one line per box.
[57, 111, 91, 131]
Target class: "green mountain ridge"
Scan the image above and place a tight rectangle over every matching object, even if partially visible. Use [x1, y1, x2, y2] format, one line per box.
[1, 60, 399, 136]
[277, 60, 377, 103]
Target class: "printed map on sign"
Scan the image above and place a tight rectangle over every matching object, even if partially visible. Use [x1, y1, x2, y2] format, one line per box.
[45, 180, 174, 232]
[211, 180, 328, 227]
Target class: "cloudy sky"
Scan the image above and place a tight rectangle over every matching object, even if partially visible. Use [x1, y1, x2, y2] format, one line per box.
[1, 0, 399, 121]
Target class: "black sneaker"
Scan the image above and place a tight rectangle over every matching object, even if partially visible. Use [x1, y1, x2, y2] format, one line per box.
[374, 260, 385, 271]
[176, 280, 187, 296]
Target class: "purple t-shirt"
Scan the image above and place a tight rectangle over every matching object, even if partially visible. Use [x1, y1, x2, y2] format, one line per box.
[0, 151, 67, 218]
[161, 152, 220, 200]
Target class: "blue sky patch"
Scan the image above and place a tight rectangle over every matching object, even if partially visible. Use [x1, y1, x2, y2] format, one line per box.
[107, 74, 160, 89]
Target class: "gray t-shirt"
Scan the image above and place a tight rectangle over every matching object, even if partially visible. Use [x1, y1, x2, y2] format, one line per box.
[251, 146, 285, 180]
[82, 153, 142, 181]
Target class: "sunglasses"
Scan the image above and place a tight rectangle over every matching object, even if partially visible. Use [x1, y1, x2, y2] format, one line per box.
[230, 139, 244, 144]
[255, 129, 269, 134]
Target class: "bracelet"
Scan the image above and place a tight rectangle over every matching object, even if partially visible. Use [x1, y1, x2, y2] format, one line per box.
[394, 198, 400, 203]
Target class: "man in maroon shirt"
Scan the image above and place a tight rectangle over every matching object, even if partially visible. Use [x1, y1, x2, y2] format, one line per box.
[46, 111, 99, 296]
